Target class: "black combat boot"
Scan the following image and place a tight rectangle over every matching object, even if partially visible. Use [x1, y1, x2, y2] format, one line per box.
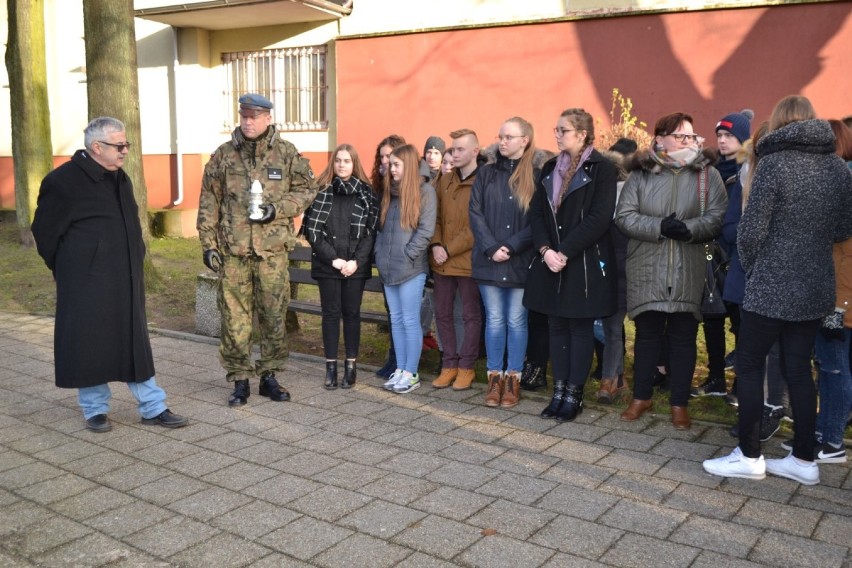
[259, 372, 290, 402]
[341, 360, 357, 389]
[520, 361, 546, 391]
[324, 361, 338, 390]
[540, 381, 566, 419]
[228, 380, 250, 407]
[555, 383, 584, 423]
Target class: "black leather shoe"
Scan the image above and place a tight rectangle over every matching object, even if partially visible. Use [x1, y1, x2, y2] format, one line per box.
[324, 361, 338, 390]
[228, 379, 250, 406]
[259, 373, 290, 402]
[540, 382, 565, 418]
[141, 409, 188, 428]
[555, 384, 584, 423]
[85, 414, 112, 432]
[341, 360, 357, 389]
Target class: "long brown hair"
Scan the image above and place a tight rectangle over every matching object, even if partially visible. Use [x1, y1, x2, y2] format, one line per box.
[829, 119, 852, 161]
[768, 95, 815, 131]
[742, 120, 770, 211]
[381, 144, 422, 231]
[317, 144, 369, 187]
[503, 117, 536, 212]
[371, 134, 406, 195]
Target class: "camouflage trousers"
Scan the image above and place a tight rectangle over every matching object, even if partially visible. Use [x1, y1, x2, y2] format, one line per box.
[218, 253, 290, 382]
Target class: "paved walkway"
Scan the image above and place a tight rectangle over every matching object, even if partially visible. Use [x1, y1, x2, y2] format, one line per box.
[0, 311, 850, 567]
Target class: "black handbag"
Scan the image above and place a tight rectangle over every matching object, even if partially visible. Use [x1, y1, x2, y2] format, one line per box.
[698, 168, 728, 318]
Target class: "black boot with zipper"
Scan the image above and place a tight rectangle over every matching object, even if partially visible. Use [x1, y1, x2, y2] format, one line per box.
[540, 381, 566, 418]
[341, 360, 357, 389]
[556, 383, 584, 422]
[324, 361, 338, 390]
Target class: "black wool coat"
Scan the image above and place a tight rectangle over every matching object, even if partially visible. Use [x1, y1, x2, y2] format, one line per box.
[523, 150, 618, 319]
[31, 150, 155, 388]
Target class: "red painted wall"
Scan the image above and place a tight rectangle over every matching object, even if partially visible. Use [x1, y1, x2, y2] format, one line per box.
[335, 3, 852, 160]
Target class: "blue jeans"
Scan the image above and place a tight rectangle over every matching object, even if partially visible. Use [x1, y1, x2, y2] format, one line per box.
[77, 377, 168, 420]
[815, 329, 852, 446]
[478, 285, 528, 373]
[385, 273, 427, 373]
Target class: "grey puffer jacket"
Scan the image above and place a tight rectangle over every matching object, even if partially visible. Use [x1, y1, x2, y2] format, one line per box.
[374, 183, 437, 286]
[615, 150, 727, 320]
[739, 119, 852, 321]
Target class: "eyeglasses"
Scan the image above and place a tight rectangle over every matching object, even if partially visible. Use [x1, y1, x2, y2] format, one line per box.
[668, 133, 702, 143]
[496, 134, 524, 142]
[553, 127, 577, 137]
[99, 141, 131, 151]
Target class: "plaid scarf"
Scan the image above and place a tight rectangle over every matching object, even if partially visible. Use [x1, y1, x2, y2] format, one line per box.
[305, 176, 378, 243]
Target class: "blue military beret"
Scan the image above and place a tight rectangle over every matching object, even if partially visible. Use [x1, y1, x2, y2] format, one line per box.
[238, 93, 273, 111]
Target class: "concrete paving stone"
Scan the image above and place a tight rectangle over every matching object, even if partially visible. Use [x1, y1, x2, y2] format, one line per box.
[720, 474, 799, 504]
[225, 413, 289, 436]
[371, 426, 421, 445]
[662, 482, 748, 520]
[129, 473, 212, 507]
[123, 515, 221, 558]
[94, 430, 165, 454]
[669, 515, 762, 558]
[814, 512, 852, 548]
[313, 533, 413, 568]
[15, 472, 97, 505]
[243, 552, 313, 567]
[496, 430, 563, 453]
[169, 486, 252, 521]
[409, 413, 469, 434]
[168, 531, 273, 568]
[530, 514, 623, 559]
[459, 405, 517, 424]
[456, 533, 555, 568]
[199, 460, 280, 491]
[20, 405, 79, 427]
[542, 438, 612, 464]
[84, 499, 175, 538]
[0, 423, 49, 445]
[0, 460, 64, 490]
[476, 472, 558, 506]
[392, 514, 482, 560]
[425, 461, 499, 490]
[94, 461, 173, 492]
[312, 461, 389, 490]
[292, 431, 362, 455]
[393, 551, 462, 568]
[1, 399, 58, 418]
[0, 449, 34, 472]
[424, 399, 478, 418]
[749, 529, 848, 568]
[331, 439, 402, 466]
[297, 393, 354, 410]
[599, 499, 688, 538]
[195, 431, 265, 454]
[337, 498, 429, 539]
[499, 412, 558, 433]
[209, 500, 301, 540]
[156, 421, 230, 443]
[229, 440, 301, 466]
[50, 485, 136, 521]
[409, 485, 495, 521]
[258, 515, 353, 561]
[272, 404, 339, 426]
[599, 532, 700, 568]
[378, 450, 450, 478]
[61, 449, 137, 477]
[595, 429, 661, 452]
[446, 420, 514, 444]
[656, 458, 725, 488]
[255, 421, 321, 444]
[486, 448, 561, 477]
[814, 463, 850, 489]
[540, 552, 613, 567]
[595, 447, 667, 474]
[643, 419, 708, 440]
[535, 483, 619, 521]
[598, 470, 679, 504]
[31, 438, 107, 466]
[3, 515, 92, 556]
[359, 473, 439, 506]
[0, 487, 18, 507]
[288, 485, 374, 522]
[651, 437, 719, 462]
[427, 386, 482, 403]
[31, 532, 146, 568]
[269, 450, 342, 477]
[131, 438, 203, 466]
[546, 421, 610, 442]
[734, 498, 822, 537]
[437, 439, 508, 465]
[690, 551, 769, 568]
[168, 401, 238, 427]
[168, 449, 240, 478]
[334, 399, 389, 418]
[467, 498, 557, 540]
[539, 459, 616, 490]
[0, 500, 55, 534]
[243, 472, 322, 506]
[391, 430, 458, 454]
[8, 359, 54, 378]
[790, 483, 852, 516]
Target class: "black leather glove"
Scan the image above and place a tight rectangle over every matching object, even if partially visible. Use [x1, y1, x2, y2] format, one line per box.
[820, 310, 846, 341]
[250, 203, 276, 224]
[660, 213, 693, 241]
[203, 249, 224, 272]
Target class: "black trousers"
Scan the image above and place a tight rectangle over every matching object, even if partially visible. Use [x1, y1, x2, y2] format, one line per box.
[633, 311, 699, 406]
[317, 277, 367, 360]
[526, 309, 550, 367]
[548, 316, 595, 389]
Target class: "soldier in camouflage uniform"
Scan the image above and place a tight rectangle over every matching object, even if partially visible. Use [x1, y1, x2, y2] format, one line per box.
[197, 93, 318, 406]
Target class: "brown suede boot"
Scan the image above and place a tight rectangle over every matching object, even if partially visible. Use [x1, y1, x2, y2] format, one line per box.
[596, 377, 629, 404]
[671, 406, 691, 430]
[620, 399, 654, 421]
[452, 369, 476, 391]
[485, 371, 504, 407]
[501, 371, 520, 408]
[432, 368, 458, 389]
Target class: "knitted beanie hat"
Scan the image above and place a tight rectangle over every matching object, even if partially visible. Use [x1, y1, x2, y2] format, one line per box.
[423, 136, 446, 156]
[716, 109, 755, 144]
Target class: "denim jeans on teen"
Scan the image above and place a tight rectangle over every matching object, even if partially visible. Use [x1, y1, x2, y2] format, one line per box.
[478, 284, 528, 373]
[384, 273, 427, 373]
[814, 328, 852, 446]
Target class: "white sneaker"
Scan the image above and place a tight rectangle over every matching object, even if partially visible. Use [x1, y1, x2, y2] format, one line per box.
[703, 446, 766, 480]
[393, 372, 420, 394]
[383, 369, 403, 391]
[765, 454, 820, 485]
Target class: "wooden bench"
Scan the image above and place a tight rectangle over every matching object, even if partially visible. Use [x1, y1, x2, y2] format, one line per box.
[286, 245, 388, 326]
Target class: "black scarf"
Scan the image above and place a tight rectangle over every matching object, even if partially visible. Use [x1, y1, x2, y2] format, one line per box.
[305, 176, 378, 242]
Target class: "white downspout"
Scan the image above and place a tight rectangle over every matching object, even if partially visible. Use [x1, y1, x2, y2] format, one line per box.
[171, 26, 184, 206]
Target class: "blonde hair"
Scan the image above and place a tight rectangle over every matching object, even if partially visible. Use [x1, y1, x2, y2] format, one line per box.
[503, 117, 536, 212]
[317, 143, 369, 187]
[768, 95, 815, 132]
[381, 144, 422, 231]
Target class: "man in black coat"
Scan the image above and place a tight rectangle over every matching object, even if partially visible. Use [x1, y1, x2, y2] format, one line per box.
[31, 116, 187, 433]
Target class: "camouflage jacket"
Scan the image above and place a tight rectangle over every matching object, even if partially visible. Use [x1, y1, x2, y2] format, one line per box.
[197, 125, 318, 258]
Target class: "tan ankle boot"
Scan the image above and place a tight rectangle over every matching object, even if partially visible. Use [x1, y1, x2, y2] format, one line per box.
[501, 371, 520, 408]
[620, 398, 654, 421]
[452, 369, 476, 391]
[485, 371, 503, 407]
[432, 368, 458, 389]
[671, 406, 691, 430]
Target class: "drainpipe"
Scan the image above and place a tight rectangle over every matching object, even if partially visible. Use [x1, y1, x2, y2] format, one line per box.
[171, 26, 184, 206]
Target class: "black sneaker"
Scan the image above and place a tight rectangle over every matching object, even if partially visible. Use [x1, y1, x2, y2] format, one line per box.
[85, 414, 112, 433]
[759, 405, 784, 442]
[690, 376, 727, 397]
[724, 351, 735, 370]
[259, 373, 290, 402]
[815, 441, 847, 464]
[780, 435, 820, 453]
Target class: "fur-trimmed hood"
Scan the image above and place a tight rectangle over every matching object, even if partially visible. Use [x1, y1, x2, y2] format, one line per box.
[625, 147, 717, 173]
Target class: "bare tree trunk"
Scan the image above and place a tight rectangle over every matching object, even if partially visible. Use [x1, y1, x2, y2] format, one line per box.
[82, 0, 157, 283]
[5, 0, 53, 248]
